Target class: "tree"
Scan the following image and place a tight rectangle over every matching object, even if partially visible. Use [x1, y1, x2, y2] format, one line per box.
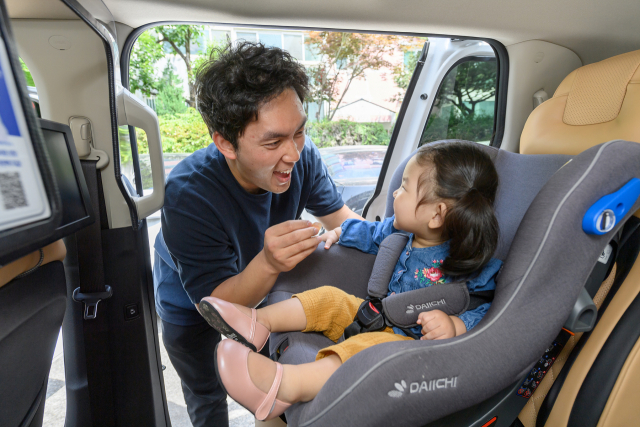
[389, 41, 425, 103]
[305, 32, 417, 121]
[156, 64, 188, 116]
[155, 25, 205, 108]
[129, 31, 164, 97]
[441, 60, 496, 119]
[192, 39, 226, 76]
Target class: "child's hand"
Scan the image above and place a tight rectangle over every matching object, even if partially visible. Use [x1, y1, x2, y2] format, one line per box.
[319, 226, 341, 249]
[417, 310, 456, 340]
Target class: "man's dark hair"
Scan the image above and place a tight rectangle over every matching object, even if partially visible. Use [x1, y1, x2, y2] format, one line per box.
[195, 41, 309, 150]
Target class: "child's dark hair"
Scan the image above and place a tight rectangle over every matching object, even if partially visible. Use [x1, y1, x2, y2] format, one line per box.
[415, 142, 499, 277]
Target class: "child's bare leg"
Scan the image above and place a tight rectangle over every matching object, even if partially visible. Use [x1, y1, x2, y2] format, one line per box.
[248, 352, 342, 403]
[231, 298, 307, 332]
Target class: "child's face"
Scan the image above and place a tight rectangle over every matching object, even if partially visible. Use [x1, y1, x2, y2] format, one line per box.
[392, 156, 447, 242]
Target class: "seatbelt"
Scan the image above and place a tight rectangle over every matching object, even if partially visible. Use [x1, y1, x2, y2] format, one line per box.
[72, 160, 116, 427]
[343, 233, 495, 341]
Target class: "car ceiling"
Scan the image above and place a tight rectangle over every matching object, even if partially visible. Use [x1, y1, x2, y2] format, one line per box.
[7, 0, 640, 65]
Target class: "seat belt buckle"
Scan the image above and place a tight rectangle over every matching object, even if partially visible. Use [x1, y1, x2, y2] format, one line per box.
[356, 298, 386, 332]
[73, 285, 113, 320]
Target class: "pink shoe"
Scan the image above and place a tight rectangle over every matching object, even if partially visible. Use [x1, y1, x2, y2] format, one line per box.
[199, 296, 270, 352]
[215, 339, 291, 421]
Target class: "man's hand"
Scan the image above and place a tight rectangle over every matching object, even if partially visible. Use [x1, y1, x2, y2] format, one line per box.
[262, 220, 321, 273]
[417, 310, 457, 340]
[319, 226, 341, 249]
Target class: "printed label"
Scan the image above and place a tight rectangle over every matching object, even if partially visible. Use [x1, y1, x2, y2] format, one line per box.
[598, 244, 613, 264]
[0, 37, 50, 232]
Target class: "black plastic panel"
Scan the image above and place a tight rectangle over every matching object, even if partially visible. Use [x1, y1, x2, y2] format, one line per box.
[0, 262, 66, 427]
[62, 224, 169, 427]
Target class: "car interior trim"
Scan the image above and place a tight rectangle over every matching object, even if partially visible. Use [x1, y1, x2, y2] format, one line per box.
[61, 0, 140, 229]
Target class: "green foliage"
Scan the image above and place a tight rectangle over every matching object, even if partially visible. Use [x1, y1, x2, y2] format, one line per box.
[156, 64, 188, 116]
[129, 31, 164, 97]
[420, 113, 494, 145]
[136, 109, 389, 155]
[118, 126, 133, 165]
[20, 58, 35, 87]
[305, 120, 390, 148]
[390, 49, 421, 103]
[155, 25, 205, 107]
[136, 108, 211, 154]
[440, 60, 497, 119]
[192, 39, 226, 75]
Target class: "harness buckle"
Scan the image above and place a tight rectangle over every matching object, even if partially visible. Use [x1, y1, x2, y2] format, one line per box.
[343, 298, 387, 340]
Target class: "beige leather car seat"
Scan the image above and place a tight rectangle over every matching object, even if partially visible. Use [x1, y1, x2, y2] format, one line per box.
[517, 49, 640, 427]
[521, 49, 640, 155]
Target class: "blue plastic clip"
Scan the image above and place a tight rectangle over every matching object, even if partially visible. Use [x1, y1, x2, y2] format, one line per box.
[583, 178, 640, 235]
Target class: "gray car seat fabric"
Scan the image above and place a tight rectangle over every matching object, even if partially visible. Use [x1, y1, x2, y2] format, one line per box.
[268, 140, 640, 426]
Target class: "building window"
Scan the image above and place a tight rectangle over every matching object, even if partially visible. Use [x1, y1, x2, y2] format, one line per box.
[284, 34, 303, 61]
[236, 32, 257, 42]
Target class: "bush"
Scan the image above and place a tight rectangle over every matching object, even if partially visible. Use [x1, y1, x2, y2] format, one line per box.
[136, 110, 391, 155]
[420, 113, 494, 145]
[156, 64, 188, 116]
[305, 120, 390, 148]
[136, 108, 211, 154]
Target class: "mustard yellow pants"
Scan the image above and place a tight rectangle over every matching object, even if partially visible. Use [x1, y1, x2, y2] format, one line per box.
[293, 286, 414, 363]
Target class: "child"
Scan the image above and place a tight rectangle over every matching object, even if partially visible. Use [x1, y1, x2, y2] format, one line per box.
[200, 142, 503, 421]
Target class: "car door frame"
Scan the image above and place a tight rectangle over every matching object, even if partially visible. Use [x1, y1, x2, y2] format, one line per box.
[363, 37, 509, 221]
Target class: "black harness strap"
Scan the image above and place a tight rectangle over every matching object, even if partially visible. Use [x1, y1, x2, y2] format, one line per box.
[74, 160, 116, 427]
[468, 290, 496, 310]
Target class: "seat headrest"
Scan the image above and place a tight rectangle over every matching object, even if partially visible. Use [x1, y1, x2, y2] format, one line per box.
[520, 50, 640, 155]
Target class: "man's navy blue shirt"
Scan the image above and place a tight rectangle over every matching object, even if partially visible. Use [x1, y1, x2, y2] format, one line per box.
[153, 137, 344, 326]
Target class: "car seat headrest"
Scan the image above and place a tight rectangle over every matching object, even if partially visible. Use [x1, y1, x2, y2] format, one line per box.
[384, 141, 571, 260]
[520, 49, 640, 155]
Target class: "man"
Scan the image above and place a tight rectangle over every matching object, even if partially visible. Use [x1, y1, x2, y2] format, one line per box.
[153, 41, 361, 426]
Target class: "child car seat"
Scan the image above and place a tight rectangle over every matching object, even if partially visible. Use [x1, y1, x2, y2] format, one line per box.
[266, 49, 640, 427]
[267, 140, 640, 427]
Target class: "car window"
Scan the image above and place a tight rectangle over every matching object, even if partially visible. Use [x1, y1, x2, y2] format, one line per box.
[321, 150, 386, 180]
[419, 57, 497, 146]
[127, 25, 426, 224]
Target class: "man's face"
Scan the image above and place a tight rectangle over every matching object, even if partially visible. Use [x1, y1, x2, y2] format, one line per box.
[230, 88, 307, 194]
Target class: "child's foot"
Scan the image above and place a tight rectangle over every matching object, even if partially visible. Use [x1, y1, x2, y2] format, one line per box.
[230, 303, 271, 331]
[199, 296, 270, 352]
[216, 340, 292, 421]
[247, 351, 298, 404]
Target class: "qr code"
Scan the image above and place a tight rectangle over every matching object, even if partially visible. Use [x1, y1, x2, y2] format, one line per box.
[0, 172, 28, 210]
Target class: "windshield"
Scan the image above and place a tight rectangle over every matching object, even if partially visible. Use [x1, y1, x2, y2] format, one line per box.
[322, 150, 386, 180]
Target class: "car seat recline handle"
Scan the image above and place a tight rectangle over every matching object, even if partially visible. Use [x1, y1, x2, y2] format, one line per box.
[583, 178, 640, 235]
[116, 86, 165, 220]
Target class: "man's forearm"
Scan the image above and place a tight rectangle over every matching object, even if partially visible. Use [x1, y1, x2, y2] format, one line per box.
[209, 250, 279, 307]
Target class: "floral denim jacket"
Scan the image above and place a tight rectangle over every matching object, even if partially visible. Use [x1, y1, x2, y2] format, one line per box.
[339, 216, 503, 337]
